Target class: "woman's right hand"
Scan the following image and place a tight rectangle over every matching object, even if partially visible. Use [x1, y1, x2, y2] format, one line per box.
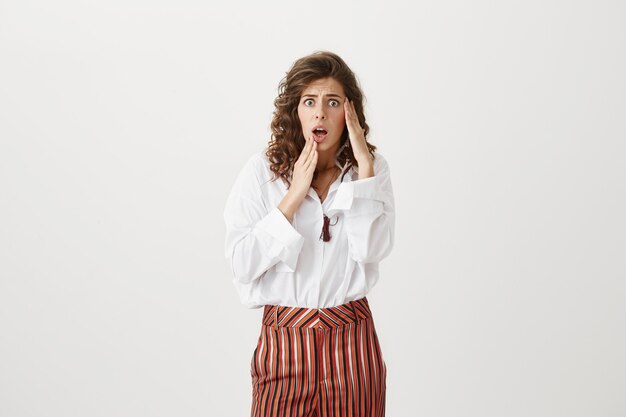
[278, 136, 317, 222]
[290, 135, 318, 200]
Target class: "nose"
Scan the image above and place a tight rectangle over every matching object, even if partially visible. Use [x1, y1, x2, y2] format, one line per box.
[315, 103, 326, 119]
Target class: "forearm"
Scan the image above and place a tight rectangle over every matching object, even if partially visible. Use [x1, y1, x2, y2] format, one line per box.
[278, 190, 305, 223]
[356, 155, 374, 180]
[329, 154, 395, 263]
[225, 206, 305, 283]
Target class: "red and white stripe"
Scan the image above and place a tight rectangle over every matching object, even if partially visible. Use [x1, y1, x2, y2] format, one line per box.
[250, 297, 386, 417]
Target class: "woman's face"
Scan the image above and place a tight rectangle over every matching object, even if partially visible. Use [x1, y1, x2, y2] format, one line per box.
[297, 77, 347, 155]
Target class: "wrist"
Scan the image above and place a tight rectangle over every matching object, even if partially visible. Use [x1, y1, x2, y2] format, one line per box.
[355, 152, 373, 165]
[355, 153, 374, 178]
[286, 187, 306, 204]
[279, 190, 304, 222]
[357, 160, 374, 179]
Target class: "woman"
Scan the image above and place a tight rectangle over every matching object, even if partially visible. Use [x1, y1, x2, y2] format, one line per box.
[223, 51, 395, 417]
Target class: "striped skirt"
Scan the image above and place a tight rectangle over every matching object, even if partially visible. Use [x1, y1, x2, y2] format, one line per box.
[250, 296, 386, 417]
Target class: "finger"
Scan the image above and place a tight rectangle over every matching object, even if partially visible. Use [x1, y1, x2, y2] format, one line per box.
[346, 100, 357, 123]
[345, 105, 357, 131]
[309, 142, 317, 159]
[344, 101, 353, 124]
[308, 136, 316, 154]
[308, 148, 318, 175]
[347, 100, 361, 128]
[303, 149, 317, 179]
[306, 139, 317, 168]
[350, 101, 358, 122]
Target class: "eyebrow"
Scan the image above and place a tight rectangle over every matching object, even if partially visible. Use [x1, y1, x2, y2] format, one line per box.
[302, 93, 344, 99]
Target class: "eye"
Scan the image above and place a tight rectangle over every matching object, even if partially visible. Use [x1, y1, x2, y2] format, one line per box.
[303, 98, 314, 106]
[329, 99, 339, 107]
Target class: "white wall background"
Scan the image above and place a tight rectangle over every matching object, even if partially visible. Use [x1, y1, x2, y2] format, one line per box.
[1, 0, 625, 416]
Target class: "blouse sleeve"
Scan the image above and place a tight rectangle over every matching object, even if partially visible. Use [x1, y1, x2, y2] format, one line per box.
[328, 153, 395, 263]
[223, 155, 305, 284]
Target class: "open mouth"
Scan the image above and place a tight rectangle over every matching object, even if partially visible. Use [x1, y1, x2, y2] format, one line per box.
[312, 128, 328, 142]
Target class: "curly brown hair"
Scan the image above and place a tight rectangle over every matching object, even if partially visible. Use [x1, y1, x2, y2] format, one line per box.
[265, 51, 377, 186]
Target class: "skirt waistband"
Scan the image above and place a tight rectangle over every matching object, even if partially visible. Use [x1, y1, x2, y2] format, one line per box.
[262, 297, 372, 330]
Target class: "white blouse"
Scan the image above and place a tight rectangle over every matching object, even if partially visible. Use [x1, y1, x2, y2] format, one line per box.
[223, 148, 395, 309]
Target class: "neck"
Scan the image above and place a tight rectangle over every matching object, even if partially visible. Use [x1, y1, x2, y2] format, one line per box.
[315, 162, 336, 173]
[316, 142, 340, 171]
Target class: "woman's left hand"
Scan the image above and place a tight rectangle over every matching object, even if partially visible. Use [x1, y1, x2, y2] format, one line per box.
[344, 99, 373, 165]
